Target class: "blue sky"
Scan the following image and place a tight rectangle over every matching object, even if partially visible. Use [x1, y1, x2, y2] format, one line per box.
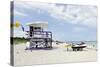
[13, 1, 97, 41]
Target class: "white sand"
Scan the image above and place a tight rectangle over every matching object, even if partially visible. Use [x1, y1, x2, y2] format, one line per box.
[14, 43, 97, 66]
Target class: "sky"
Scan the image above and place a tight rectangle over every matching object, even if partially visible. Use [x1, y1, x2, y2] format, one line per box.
[13, 1, 97, 41]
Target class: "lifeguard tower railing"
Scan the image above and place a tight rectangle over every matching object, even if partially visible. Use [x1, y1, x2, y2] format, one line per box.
[26, 31, 52, 39]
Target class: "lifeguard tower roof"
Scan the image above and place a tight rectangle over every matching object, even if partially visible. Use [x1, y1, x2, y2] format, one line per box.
[26, 21, 48, 28]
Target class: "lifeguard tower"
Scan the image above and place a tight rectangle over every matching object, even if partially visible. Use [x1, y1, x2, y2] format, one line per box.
[26, 21, 52, 49]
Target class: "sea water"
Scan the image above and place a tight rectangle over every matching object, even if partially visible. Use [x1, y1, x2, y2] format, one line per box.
[85, 41, 97, 49]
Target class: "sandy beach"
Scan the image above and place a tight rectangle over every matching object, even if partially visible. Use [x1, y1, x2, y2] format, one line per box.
[14, 43, 97, 66]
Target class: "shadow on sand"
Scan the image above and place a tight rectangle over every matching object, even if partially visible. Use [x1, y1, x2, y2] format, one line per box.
[63, 49, 88, 52]
[25, 46, 59, 51]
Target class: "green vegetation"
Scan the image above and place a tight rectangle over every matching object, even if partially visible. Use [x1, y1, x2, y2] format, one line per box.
[11, 37, 29, 45]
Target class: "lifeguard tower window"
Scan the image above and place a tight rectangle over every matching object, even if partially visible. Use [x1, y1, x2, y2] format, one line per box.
[29, 26, 43, 37]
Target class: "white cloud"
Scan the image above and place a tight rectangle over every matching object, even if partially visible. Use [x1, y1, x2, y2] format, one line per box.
[49, 5, 97, 27]
[14, 10, 27, 16]
[14, 1, 97, 27]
